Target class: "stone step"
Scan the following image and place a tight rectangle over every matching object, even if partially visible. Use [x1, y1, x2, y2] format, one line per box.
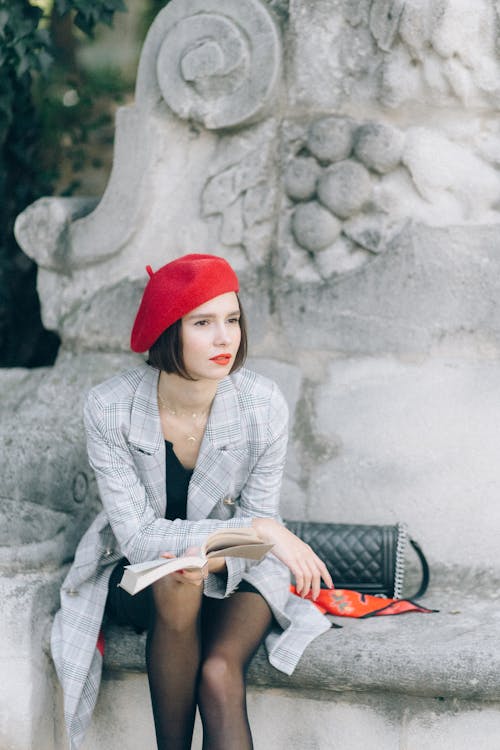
[103, 588, 500, 702]
[75, 587, 500, 750]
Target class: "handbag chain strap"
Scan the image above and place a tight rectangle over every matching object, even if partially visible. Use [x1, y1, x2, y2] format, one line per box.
[395, 523, 430, 600]
[394, 522, 408, 599]
[408, 538, 430, 599]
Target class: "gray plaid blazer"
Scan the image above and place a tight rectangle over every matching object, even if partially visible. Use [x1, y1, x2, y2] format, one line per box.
[51, 364, 330, 749]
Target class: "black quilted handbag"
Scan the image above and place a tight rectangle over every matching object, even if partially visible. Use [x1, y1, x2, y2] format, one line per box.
[285, 521, 429, 599]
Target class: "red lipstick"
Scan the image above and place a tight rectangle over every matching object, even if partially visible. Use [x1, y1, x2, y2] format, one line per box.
[210, 353, 232, 366]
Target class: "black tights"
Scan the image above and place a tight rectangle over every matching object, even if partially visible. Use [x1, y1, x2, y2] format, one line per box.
[145, 578, 273, 750]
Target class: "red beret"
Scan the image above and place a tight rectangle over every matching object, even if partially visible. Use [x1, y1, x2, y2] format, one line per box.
[130, 253, 239, 352]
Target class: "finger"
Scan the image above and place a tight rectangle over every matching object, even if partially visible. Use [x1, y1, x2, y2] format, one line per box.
[294, 567, 305, 596]
[308, 551, 333, 591]
[296, 562, 313, 598]
[299, 544, 316, 596]
[317, 558, 334, 589]
[306, 555, 331, 599]
[311, 565, 322, 601]
[298, 552, 324, 600]
[182, 567, 204, 582]
[183, 546, 201, 557]
[302, 569, 313, 598]
[173, 570, 203, 586]
[302, 562, 316, 599]
[161, 551, 176, 559]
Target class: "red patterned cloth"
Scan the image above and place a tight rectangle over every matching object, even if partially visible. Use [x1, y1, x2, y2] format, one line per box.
[96, 629, 105, 656]
[290, 586, 437, 618]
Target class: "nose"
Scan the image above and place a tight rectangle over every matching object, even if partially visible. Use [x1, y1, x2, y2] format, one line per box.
[213, 320, 231, 346]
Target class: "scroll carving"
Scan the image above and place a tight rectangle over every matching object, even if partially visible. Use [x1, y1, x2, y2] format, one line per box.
[137, 0, 282, 129]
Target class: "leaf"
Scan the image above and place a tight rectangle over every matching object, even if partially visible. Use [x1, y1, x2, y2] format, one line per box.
[54, 0, 71, 16]
[15, 56, 30, 78]
[37, 28, 51, 46]
[73, 11, 93, 36]
[37, 49, 53, 74]
[0, 10, 9, 32]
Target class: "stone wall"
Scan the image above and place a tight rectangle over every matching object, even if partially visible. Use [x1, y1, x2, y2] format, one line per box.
[13, 0, 500, 580]
[3, 2, 500, 745]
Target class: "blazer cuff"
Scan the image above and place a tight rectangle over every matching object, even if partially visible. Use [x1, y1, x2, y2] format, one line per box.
[203, 556, 247, 599]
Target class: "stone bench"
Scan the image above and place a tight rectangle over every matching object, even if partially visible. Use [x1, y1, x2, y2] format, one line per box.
[103, 587, 500, 701]
[85, 585, 500, 750]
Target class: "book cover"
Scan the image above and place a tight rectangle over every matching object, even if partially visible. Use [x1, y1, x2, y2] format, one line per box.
[119, 527, 272, 595]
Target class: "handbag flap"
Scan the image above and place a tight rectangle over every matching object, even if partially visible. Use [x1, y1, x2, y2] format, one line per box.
[285, 521, 406, 598]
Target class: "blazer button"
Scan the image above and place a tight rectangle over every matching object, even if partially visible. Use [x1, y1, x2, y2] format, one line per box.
[223, 496, 235, 506]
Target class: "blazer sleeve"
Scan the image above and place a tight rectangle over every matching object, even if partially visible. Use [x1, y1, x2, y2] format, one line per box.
[83, 390, 253, 564]
[237, 381, 289, 519]
[206, 382, 289, 599]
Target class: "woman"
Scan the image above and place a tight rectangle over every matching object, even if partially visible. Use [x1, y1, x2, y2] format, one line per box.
[51, 253, 332, 750]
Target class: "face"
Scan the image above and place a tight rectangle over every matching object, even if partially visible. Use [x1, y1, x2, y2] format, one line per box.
[180, 292, 241, 381]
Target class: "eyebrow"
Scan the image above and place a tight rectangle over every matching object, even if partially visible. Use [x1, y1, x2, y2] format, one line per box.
[186, 310, 241, 320]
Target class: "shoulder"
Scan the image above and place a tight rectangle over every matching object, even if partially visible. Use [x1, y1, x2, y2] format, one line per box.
[86, 365, 150, 406]
[230, 367, 285, 401]
[83, 365, 155, 432]
[229, 367, 289, 431]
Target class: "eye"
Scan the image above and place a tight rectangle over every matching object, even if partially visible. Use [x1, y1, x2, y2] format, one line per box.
[227, 316, 240, 325]
[194, 319, 210, 326]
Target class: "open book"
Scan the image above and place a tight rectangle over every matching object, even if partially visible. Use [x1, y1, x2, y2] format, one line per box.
[118, 527, 273, 595]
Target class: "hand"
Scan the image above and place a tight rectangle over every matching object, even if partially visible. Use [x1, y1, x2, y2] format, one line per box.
[251, 518, 333, 600]
[161, 549, 208, 587]
[207, 556, 227, 574]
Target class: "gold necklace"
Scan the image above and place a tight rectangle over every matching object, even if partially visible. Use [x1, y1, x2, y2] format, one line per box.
[158, 391, 211, 443]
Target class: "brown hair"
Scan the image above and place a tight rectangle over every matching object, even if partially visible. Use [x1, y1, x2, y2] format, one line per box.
[147, 296, 248, 379]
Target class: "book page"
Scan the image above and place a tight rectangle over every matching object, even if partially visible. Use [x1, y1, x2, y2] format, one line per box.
[119, 553, 206, 595]
[118, 527, 273, 595]
[203, 527, 264, 554]
[206, 542, 273, 560]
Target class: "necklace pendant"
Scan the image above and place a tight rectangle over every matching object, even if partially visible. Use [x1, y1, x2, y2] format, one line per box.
[187, 435, 197, 443]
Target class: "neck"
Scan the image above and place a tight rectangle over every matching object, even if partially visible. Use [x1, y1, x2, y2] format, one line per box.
[158, 372, 218, 413]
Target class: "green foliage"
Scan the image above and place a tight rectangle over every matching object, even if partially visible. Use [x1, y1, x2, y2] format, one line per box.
[0, 4, 52, 78]
[54, 0, 127, 36]
[0, 0, 127, 366]
[35, 63, 129, 196]
[0, 3, 51, 147]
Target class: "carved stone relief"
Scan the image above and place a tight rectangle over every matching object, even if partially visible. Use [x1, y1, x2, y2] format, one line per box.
[0, 353, 136, 567]
[279, 113, 500, 282]
[290, 0, 500, 111]
[14, 0, 283, 346]
[10, 0, 500, 541]
[16, 0, 281, 272]
[200, 121, 279, 267]
[279, 117, 405, 282]
[379, 0, 500, 109]
[148, 0, 282, 128]
[5, 9, 500, 746]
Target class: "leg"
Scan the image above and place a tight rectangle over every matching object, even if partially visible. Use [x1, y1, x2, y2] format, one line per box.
[198, 590, 273, 750]
[146, 576, 204, 750]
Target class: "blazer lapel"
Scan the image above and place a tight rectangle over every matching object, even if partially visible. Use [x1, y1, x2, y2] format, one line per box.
[128, 365, 166, 518]
[126, 369, 246, 522]
[187, 376, 245, 521]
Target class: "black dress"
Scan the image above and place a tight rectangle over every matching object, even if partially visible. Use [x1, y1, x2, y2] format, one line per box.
[105, 441, 256, 629]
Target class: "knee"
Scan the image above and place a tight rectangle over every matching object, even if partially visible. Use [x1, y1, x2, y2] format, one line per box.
[152, 576, 202, 631]
[199, 655, 245, 708]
